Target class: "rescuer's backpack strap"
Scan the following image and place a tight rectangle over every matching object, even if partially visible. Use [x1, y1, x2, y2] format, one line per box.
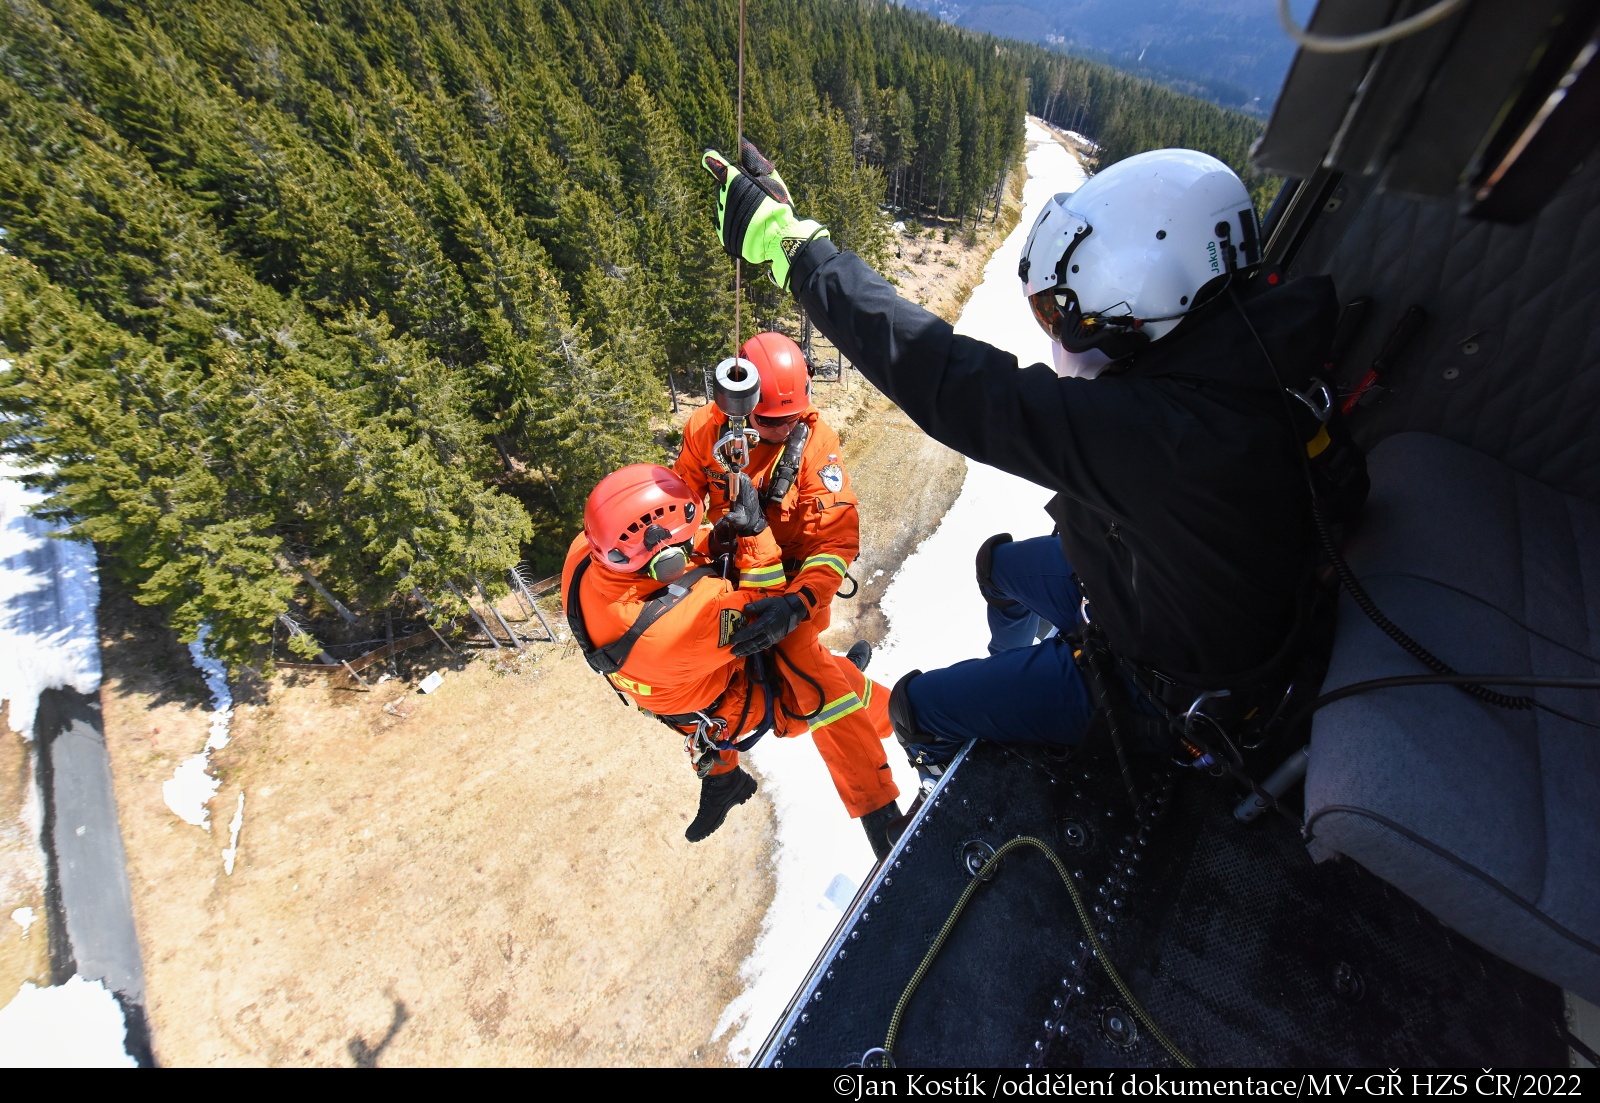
[566, 556, 717, 677]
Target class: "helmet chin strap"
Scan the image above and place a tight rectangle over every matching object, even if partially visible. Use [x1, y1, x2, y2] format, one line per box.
[1052, 342, 1113, 379]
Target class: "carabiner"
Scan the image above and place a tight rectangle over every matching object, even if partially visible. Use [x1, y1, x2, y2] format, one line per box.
[1287, 379, 1334, 423]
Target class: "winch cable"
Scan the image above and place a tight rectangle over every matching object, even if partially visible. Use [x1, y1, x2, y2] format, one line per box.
[879, 836, 1193, 1069]
[731, 0, 745, 359]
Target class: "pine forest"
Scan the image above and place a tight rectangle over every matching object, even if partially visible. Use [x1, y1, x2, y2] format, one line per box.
[0, 0, 1269, 669]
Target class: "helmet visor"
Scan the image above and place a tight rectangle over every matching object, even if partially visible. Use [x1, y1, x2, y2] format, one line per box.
[1029, 287, 1149, 357]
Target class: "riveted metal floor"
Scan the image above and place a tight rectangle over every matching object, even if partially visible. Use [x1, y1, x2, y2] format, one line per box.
[756, 740, 1568, 1068]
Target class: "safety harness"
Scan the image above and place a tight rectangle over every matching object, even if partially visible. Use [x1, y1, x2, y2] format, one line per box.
[565, 556, 780, 776]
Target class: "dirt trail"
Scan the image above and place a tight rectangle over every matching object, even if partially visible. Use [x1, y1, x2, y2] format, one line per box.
[90, 162, 1028, 1067]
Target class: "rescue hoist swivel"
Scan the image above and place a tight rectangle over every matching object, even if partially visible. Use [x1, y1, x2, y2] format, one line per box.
[712, 355, 762, 473]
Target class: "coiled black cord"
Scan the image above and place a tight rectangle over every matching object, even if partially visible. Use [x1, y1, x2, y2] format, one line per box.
[1308, 495, 1533, 710]
[771, 641, 828, 721]
[1288, 673, 1600, 734]
[1228, 285, 1535, 712]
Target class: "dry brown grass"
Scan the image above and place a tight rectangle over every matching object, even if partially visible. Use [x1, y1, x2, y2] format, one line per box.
[0, 704, 50, 1007]
[97, 586, 773, 1067]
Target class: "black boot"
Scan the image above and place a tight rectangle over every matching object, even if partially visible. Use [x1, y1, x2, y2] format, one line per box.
[846, 640, 872, 671]
[685, 766, 758, 842]
[890, 669, 965, 784]
[860, 799, 904, 861]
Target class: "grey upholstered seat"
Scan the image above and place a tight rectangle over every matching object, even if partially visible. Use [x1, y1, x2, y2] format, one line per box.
[1305, 432, 1600, 1002]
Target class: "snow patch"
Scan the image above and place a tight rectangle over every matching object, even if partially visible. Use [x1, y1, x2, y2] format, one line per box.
[715, 121, 1088, 1064]
[162, 753, 219, 828]
[10, 906, 33, 936]
[160, 625, 233, 829]
[0, 975, 137, 1068]
[222, 790, 244, 875]
[712, 731, 921, 1061]
[0, 462, 102, 739]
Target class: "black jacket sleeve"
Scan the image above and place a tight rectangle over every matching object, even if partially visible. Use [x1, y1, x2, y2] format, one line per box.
[792, 239, 1180, 517]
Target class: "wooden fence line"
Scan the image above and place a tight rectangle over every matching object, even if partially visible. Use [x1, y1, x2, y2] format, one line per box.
[276, 572, 565, 681]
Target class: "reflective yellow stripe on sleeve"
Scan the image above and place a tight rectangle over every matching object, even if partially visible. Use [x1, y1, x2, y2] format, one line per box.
[801, 553, 849, 578]
[740, 563, 788, 589]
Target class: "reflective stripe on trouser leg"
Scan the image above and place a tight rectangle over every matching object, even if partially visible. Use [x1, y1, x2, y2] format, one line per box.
[773, 619, 899, 819]
[810, 682, 869, 729]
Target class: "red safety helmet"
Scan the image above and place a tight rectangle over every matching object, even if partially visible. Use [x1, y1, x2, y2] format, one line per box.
[583, 464, 699, 577]
[742, 332, 813, 420]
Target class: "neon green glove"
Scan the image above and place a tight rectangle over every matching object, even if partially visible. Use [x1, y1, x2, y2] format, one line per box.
[701, 141, 830, 292]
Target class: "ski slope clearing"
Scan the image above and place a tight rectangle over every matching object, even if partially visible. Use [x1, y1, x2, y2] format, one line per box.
[717, 120, 1087, 1063]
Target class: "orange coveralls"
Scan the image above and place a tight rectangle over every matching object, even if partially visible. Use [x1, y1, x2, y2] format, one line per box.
[674, 402, 899, 818]
[561, 528, 819, 778]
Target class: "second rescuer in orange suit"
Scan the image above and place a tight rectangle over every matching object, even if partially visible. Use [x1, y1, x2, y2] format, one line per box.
[674, 332, 903, 856]
[563, 463, 826, 843]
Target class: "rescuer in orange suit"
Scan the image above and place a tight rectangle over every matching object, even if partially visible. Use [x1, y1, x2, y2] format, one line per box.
[674, 332, 904, 857]
[563, 462, 875, 844]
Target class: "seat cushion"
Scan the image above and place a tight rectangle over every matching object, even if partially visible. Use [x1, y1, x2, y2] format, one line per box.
[1305, 432, 1600, 1002]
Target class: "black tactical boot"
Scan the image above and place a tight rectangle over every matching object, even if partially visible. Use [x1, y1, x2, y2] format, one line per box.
[846, 640, 872, 671]
[860, 799, 904, 861]
[890, 669, 966, 786]
[685, 766, 758, 842]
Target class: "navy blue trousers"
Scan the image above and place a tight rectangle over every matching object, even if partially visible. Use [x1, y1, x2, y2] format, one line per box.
[905, 535, 1100, 749]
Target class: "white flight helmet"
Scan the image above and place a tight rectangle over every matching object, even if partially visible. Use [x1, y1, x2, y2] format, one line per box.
[1019, 149, 1261, 363]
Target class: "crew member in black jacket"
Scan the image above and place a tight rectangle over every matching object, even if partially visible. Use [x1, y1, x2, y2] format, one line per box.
[700, 142, 1334, 769]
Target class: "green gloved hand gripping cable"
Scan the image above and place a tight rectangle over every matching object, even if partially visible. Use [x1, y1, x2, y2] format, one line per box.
[702, 140, 830, 292]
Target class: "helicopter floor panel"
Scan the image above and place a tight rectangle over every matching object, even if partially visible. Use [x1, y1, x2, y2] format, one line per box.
[759, 740, 1568, 1067]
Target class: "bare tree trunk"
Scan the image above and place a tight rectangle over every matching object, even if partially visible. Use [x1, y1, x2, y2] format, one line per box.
[474, 576, 523, 649]
[283, 559, 358, 627]
[446, 580, 502, 649]
[490, 433, 516, 474]
[277, 613, 337, 665]
[410, 586, 457, 656]
[509, 566, 558, 642]
[385, 609, 397, 675]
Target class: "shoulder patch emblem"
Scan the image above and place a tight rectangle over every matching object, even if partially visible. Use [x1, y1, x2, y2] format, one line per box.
[718, 608, 746, 648]
[819, 463, 844, 492]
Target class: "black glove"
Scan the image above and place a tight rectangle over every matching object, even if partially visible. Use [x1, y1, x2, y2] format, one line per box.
[729, 593, 809, 657]
[714, 472, 768, 540]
